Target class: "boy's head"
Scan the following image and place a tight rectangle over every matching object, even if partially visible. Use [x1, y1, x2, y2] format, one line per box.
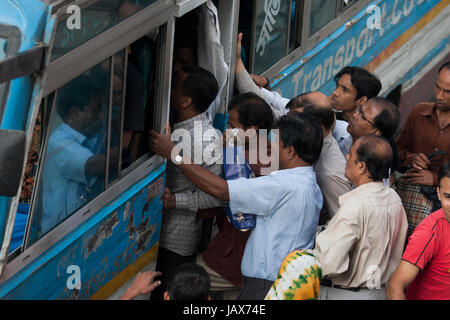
[164, 263, 211, 300]
[437, 162, 450, 222]
[331, 66, 381, 113]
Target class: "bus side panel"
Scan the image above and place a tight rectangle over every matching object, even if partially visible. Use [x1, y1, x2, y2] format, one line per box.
[270, 0, 446, 98]
[0, 165, 165, 300]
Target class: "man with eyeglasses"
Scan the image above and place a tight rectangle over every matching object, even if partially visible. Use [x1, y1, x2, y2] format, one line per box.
[345, 97, 401, 187]
[395, 61, 450, 236]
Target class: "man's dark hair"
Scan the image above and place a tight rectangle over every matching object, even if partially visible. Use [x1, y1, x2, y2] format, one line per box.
[167, 263, 210, 300]
[285, 92, 314, 111]
[370, 97, 400, 139]
[228, 92, 274, 129]
[181, 65, 218, 113]
[355, 135, 393, 182]
[369, 97, 401, 171]
[334, 66, 382, 100]
[275, 113, 323, 165]
[301, 104, 335, 131]
[438, 162, 450, 188]
[438, 61, 450, 74]
[56, 75, 103, 119]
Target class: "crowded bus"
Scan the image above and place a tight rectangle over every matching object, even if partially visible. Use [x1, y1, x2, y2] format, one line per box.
[0, 0, 448, 300]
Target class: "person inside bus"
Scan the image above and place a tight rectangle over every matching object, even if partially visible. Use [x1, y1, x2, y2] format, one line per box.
[149, 65, 224, 300]
[149, 113, 323, 300]
[387, 162, 450, 300]
[120, 263, 211, 300]
[395, 61, 450, 236]
[41, 76, 118, 234]
[314, 135, 408, 300]
[287, 93, 352, 220]
[196, 92, 275, 300]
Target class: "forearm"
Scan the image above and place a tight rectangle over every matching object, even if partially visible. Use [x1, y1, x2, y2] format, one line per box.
[175, 189, 226, 212]
[177, 157, 229, 201]
[386, 282, 407, 300]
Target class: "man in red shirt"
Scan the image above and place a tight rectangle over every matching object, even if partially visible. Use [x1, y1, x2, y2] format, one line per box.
[387, 163, 450, 300]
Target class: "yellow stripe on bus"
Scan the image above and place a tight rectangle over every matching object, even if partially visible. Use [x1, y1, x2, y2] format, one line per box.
[90, 243, 159, 300]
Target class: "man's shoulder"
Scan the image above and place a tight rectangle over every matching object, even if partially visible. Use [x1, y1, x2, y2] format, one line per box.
[416, 209, 447, 233]
[408, 102, 435, 118]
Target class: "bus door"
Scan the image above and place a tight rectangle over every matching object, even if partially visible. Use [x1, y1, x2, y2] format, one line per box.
[0, 0, 175, 300]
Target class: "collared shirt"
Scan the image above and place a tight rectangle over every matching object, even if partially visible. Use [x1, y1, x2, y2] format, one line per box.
[332, 120, 353, 157]
[160, 111, 224, 256]
[313, 182, 408, 288]
[314, 133, 352, 218]
[227, 166, 322, 282]
[396, 102, 450, 185]
[42, 123, 96, 233]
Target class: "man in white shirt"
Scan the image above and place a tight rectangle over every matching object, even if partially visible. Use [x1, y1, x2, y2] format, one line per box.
[314, 135, 408, 300]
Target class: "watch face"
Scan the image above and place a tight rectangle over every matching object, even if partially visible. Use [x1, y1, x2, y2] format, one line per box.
[174, 154, 182, 165]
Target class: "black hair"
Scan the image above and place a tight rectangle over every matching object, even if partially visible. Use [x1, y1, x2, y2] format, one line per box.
[228, 92, 274, 129]
[355, 135, 393, 182]
[438, 61, 450, 74]
[167, 263, 210, 300]
[181, 65, 218, 113]
[334, 66, 382, 100]
[276, 113, 323, 165]
[56, 75, 104, 119]
[438, 162, 450, 188]
[369, 97, 401, 171]
[301, 104, 335, 131]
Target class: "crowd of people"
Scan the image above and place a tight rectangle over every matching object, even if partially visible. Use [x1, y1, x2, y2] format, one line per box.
[120, 29, 450, 300]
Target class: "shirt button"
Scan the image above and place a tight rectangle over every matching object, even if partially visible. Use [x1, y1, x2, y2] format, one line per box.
[441, 130, 444, 134]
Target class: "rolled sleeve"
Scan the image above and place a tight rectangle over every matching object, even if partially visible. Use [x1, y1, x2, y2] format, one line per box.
[227, 176, 278, 216]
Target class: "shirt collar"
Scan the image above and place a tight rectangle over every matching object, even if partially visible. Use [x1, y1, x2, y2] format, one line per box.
[60, 122, 88, 145]
[418, 103, 437, 117]
[270, 165, 314, 176]
[174, 111, 210, 130]
[339, 181, 385, 206]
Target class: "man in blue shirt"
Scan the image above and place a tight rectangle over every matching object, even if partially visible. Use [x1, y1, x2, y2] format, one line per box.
[149, 113, 324, 299]
[41, 76, 113, 234]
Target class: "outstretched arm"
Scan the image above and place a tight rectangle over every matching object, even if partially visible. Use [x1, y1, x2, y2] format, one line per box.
[148, 123, 230, 201]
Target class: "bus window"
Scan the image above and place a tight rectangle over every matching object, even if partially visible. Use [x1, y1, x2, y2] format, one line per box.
[26, 58, 111, 245]
[309, 0, 337, 36]
[0, 37, 8, 115]
[22, 31, 161, 247]
[0, 37, 6, 59]
[251, 0, 292, 74]
[51, 0, 160, 61]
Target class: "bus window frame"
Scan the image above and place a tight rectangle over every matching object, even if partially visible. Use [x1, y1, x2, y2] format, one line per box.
[43, 0, 172, 97]
[0, 24, 22, 122]
[2, 13, 175, 282]
[257, 0, 370, 81]
[300, 0, 370, 52]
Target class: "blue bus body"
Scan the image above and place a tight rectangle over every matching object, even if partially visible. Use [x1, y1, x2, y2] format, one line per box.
[0, 0, 168, 300]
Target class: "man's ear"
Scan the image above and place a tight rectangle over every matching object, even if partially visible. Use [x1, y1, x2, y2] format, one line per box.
[164, 291, 170, 300]
[287, 145, 296, 160]
[437, 187, 441, 202]
[358, 160, 367, 175]
[180, 96, 192, 109]
[356, 96, 368, 107]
